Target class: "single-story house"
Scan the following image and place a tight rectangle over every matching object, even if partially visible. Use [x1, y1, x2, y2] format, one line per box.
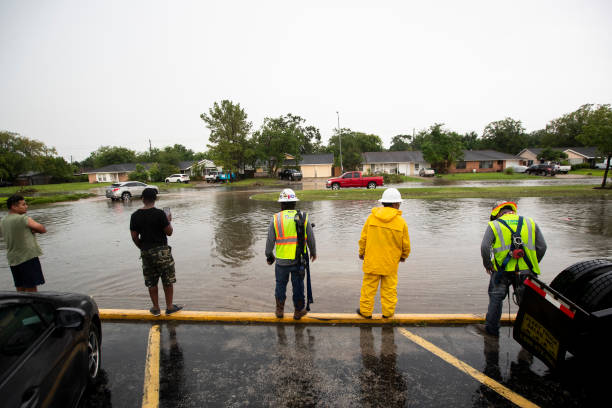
[517, 147, 602, 166]
[284, 153, 335, 178]
[15, 171, 52, 186]
[82, 163, 151, 183]
[361, 151, 430, 176]
[449, 150, 520, 173]
[178, 159, 220, 176]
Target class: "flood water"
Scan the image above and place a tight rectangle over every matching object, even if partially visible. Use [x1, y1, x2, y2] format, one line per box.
[1, 189, 611, 314]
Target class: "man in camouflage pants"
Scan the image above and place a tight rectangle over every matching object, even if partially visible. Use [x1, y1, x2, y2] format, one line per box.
[130, 188, 183, 316]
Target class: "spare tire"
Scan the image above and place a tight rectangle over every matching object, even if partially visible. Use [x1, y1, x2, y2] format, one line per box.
[550, 259, 612, 301]
[574, 271, 612, 312]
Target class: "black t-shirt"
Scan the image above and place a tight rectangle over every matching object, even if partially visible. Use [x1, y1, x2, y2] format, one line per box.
[130, 208, 170, 250]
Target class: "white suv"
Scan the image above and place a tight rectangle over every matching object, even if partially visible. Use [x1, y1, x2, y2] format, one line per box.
[105, 181, 159, 200]
[165, 174, 190, 183]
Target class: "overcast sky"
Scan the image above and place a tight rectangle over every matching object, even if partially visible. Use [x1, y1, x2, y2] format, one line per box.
[1, 1, 611, 161]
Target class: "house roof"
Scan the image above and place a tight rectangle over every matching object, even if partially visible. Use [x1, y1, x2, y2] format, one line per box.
[564, 146, 601, 158]
[82, 163, 152, 174]
[362, 151, 425, 164]
[361, 149, 515, 163]
[517, 146, 602, 159]
[285, 153, 334, 166]
[461, 150, 517, 161]
[178, 159, 216, 170]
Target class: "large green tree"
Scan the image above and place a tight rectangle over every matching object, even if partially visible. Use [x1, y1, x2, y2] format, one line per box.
[543, 104, 593, 147]
[460, 131, 483, 150]
[389, 134, 412, 151]
[481, 118, 527, 154]
[253, 114, 322, 175]
[421, 124, 465, 173]
[536, 148, 568, 162]
[200, 100, 252, 172]
[577, 104, 612, 188]
[85, 146, 137, 168]
[0, 131, 55, 180]
[327, 129, 383, 171]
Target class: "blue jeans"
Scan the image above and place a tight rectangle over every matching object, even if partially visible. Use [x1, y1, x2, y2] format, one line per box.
[275, 264, 304, 308]
[485, 272, 529, 335]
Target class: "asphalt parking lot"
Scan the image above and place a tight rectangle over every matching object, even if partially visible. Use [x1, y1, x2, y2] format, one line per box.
[79, 321, 605, 407]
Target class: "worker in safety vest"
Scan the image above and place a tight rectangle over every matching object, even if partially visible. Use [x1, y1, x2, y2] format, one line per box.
[477, 201, 547, 337]
[265, 188, 316, 320]
[357, 188, 410, 319]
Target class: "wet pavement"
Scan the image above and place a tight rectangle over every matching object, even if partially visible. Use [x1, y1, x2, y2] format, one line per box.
[81, 321, 605, 407]
[1, 190, 612, 313]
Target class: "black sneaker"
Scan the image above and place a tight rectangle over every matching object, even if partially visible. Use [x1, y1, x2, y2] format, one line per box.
[356, 308, 372, 319]
[166, 304, 184, 315]
[149, 307, 161, 317]
[474, 323, 499, 338]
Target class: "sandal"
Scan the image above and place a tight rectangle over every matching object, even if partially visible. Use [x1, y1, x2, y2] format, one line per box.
[149, 307, 161, 317]
[166, 304, 184, 315]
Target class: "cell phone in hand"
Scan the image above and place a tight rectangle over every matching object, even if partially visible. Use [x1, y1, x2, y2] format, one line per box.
[163, 207, 171, 218]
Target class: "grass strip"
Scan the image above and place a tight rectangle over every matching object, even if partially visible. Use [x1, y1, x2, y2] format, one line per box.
[437, 173, 532, 180]
[227, 178, 285, 187]
[0, 193, 96, 206]
[251, 185, 612, 201]
[0, 182, 111, 195]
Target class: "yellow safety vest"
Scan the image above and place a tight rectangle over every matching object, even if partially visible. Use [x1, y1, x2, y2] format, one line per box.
[488, 213, 540, 274]
[273, 210, 308, 260]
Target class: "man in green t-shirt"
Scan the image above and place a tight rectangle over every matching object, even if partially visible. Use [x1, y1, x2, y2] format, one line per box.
[0, 194, 47, 292]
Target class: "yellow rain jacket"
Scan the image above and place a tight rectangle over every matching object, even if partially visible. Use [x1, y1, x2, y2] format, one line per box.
[359, 207, 411, 275]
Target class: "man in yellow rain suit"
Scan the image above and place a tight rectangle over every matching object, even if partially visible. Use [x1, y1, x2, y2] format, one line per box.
[357, 188, 410, 319]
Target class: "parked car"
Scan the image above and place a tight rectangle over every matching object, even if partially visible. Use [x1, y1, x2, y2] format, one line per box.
[0, 291, 102, 408]
[526, 164, 556, 176]
[165, 174, 190, 183]
[595, 161, 610, 170]
[279, 169, 303, 181]
[205, 171, 219, 183]
[510, 165, 528, 173]
[216, 172, 236, 183]
[105, 181, 159, 200]
[553, 164, 571, 174]
[419, 168, 435, 177]
[326, 171, 384, 190]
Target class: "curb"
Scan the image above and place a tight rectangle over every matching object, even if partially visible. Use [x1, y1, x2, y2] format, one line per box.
[100, 309, 516, 325]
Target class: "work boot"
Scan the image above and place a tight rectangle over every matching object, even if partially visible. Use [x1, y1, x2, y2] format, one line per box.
[474, 323, 499, 338]
[293, 301, 308, 320]
[275, 298, 285, 318]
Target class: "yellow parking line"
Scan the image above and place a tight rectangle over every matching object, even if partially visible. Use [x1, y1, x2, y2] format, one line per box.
[142, 325, 160, 408]
[398, 328, 540, 408]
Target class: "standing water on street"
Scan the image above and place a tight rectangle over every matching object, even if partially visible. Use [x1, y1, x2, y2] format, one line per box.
[1, 189, 611, 314]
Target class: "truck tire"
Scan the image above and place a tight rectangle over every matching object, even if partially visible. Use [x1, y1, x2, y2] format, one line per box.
[574, 271, 612, 312]
[332, 183, 340, 190]
[550, 259, 612, 301]
[367, 182, 376, 189]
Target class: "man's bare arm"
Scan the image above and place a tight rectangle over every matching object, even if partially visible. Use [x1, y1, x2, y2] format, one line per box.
[27, 217, 46, 234]
[130, 230, 141, 249]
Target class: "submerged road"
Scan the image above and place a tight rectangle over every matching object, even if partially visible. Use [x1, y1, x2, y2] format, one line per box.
[81, 320, 604, 407]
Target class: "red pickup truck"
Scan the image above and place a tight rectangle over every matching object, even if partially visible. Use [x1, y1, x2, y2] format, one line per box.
[326, 171, 384, 190]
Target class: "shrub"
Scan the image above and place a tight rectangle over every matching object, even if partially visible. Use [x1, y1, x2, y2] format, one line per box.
[129, 164, 149, 182]
[571, 163, 591, 170]
[504, 167, 514, 175]
[382, 173, 405, 184]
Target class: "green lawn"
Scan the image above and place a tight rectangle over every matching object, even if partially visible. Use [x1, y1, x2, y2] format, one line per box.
[0, 182, 111, 195]
[0, 193, 96, 207]
[227, 177, 285, 187]
[251, 184, 612, 201]
[569, 169, 607, 176]
[437, 172, 533, 180]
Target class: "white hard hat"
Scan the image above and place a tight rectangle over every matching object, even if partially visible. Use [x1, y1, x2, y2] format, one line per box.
[278, 188, 299, 202]
[378, 188, 402, 203]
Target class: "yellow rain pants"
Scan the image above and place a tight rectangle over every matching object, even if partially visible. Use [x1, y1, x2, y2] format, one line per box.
[359, 272, 398, 317]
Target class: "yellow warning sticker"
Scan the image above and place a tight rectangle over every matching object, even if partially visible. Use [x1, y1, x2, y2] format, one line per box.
[521, 313, 560, 359]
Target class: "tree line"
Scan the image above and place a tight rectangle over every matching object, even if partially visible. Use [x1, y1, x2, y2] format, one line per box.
[2, 102, 610, 185]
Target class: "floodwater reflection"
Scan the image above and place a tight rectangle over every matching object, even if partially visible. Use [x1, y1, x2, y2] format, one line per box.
[0, 190, 611, 314]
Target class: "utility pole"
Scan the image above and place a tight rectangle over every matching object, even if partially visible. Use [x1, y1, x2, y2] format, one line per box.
[336, 111, 343, 173]
[149, 139, 152, 156]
